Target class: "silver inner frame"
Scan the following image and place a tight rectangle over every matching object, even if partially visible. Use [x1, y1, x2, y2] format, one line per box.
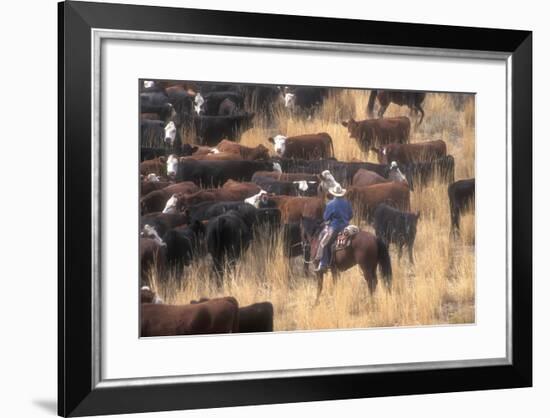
[90, 28, 513, 389]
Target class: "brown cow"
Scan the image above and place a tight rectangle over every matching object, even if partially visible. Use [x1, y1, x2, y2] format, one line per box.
[222, 179, 261, 195]
[347, 182, 410, 221]
[140, 112, 161, 121]
[252, 171, 319, 183]
[164, 83, 198, 96]
[191, 298, 274, 333]
[341, 117, 410, 153]
[375, 140, 447, 165]
[140, 156, 167, 176]
[215, 139, 270, 160]
[186, 152, 243, 161]
[352, 169, 390, 188]
[141, 297, 239, 337]
[268, 195, 324, 223]
[140, 181, 200, 214]
[268, 133, 334, 159]
[140, 180, 172, 196]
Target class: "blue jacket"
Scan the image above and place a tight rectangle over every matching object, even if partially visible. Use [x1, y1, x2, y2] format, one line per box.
[323, 197, 353, 231]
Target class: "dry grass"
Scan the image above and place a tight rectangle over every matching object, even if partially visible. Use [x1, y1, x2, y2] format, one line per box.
[144, 89, 475, 331]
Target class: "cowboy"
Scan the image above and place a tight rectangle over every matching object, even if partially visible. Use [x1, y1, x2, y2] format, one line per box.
[314, 184, 353, 272]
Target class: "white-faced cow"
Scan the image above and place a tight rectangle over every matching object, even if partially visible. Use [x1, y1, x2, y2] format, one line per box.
[268, 133, 334, 160]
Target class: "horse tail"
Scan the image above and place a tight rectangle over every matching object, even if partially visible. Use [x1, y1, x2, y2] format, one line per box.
[367, 90, 378, 118]
[376, 236, 392, 286]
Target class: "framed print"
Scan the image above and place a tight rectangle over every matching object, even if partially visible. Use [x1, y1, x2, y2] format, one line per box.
[58, 1, 532, 416]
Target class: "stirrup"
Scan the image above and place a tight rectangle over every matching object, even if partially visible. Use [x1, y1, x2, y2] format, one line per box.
[314, 263, 327, 273]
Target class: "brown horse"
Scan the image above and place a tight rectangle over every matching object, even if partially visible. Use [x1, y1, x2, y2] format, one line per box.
[300, 218, 392, 303]
[367, 90, 426, 125]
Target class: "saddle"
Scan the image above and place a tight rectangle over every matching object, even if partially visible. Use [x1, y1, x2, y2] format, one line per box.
[333, 225, 360, 251]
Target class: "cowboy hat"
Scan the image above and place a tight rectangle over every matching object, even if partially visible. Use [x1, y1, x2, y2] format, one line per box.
[328, 184, 346, 197]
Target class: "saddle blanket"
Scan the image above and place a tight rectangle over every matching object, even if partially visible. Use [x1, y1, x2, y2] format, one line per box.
[334, 225, 360, 251]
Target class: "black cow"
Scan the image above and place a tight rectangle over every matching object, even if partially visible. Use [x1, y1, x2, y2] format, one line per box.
[243, 85, 281, 114]
[141, 93, 175, 122]
[140, 120, 165, 147]
[140, 91, 170, 106]
[173, 159, 278, 187]
[238, 302, 274, 333]
[166, 90, 195, 121]
[218, 98, 238, 116]
[193, 114, 255, 145]
[282, 222, 310, 276]
[162, 221, 206, 273]
[252, 175, 317, 197]
[404, 155, 455, 188]
[190, 201, 254, 223]
[187, 200, 280, 233]
[206, 210, 254, 284]
[276, 158, 390, 185]
[448, 178, 475, 233]
[283, 86, 329, 116]
[200, 91, 244, 115]
[141, 146, 167, 162]
[374, 204, 420, 264]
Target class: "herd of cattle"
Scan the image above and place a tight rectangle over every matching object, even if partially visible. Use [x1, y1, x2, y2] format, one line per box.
[138, 80, 475, 336]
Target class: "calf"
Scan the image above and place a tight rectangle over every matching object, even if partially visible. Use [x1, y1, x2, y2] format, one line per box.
[448, 178, 475, 233]
[342, 117, 411, 152]
[141, 297, 239, 336]
[268, 196, 324, 223]
[374, 204, 420, 264]
[268, 133, 334, 160]
[376, 140, 447, 165]
[214, 139, 270, 160]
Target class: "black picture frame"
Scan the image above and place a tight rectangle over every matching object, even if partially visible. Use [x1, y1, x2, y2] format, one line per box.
[58, 1, 532, 416]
